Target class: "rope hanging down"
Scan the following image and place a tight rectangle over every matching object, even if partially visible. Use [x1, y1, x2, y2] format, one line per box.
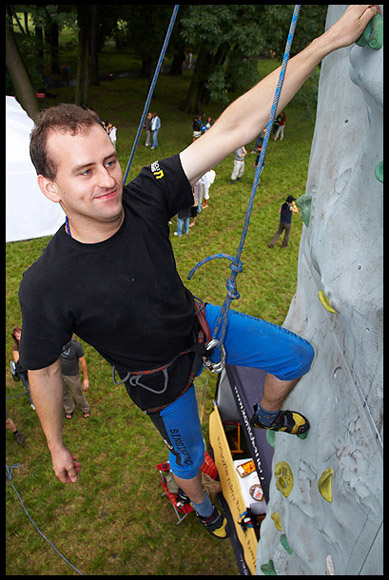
[188, 5, 301, 369]
[6, 463, 84, 575]
[123, 5, 180, 184]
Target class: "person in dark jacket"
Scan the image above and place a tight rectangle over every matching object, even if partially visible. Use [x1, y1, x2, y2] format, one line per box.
[268, 195, 299, 248]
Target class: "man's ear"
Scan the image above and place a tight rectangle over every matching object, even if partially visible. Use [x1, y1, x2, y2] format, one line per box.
[37, 174, 61, 203]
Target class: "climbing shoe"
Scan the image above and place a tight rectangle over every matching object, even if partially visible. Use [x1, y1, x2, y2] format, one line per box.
[250, 404, 310, 436]
[195, 505, 231, 540]
[13, 430, 25, 445]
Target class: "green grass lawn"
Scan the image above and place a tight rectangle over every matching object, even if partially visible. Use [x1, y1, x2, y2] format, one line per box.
[6, 50, 316, 575]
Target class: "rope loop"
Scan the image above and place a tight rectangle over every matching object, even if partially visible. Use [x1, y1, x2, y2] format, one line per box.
[6, 462, 21, 481]
[187, 253, 236, 281]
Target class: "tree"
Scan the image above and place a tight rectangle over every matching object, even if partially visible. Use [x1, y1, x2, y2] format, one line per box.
[6, 10, 39, 118]
[122, 5, 178, 80]
[6, 5, 79, 104]
[179, 5, 327, 114]
[74, 5, 90, 106]
[180, 5, 268, 114]
[168, 6, 189, 77]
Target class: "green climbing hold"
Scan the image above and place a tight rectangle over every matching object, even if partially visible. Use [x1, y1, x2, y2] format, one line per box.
[356, 13, 383, 50]
[261, 559, 277, 575]
[280, 534, 293, 554]
[375, 161, 383, 183]
[266, 429, 276, 448]
[296, 194, 312, 227]
[297, 431, 308, 440]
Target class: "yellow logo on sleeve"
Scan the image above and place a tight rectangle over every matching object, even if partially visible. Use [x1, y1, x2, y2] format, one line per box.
[150, 161, 164, 179]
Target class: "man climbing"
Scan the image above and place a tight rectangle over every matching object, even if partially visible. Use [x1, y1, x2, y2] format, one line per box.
[18, 5, 379, 541]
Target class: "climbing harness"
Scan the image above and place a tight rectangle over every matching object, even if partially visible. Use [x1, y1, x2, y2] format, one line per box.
[188, 5, 301, 372]
[112, 298, 212, 413]
[123, 4, 180, 184]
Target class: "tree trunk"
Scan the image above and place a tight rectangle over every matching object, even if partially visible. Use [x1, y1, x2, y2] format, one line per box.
[5, 25, 39, 119]
[180, 46, 210, 114]
[170, 50, 185, 76]
[74, 6, 90, 106]
[48, 21, 60, 74]
[89, 5, 99, 86]
[140, 56, 154, 80]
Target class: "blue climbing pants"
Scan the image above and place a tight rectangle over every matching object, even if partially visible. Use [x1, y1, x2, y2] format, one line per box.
[148, 303, 314, 480]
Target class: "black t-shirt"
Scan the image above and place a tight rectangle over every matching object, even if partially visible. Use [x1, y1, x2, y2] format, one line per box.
[60, 339, 84, 376]
[19, 155, 196, 410]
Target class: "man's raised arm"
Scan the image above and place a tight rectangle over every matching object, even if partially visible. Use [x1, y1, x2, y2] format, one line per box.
[180, 5, 379, 185]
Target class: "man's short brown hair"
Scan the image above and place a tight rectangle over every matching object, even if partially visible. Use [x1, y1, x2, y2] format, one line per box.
[29, 103, 102, 180]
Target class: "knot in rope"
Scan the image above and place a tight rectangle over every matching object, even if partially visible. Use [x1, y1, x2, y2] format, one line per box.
[226, 260, 243, 300]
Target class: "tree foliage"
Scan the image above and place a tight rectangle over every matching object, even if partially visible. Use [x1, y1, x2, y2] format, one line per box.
[6, 5, 327, 115]
[179, 4, 327, 113]
[180, 5, 267, 110]
[118, 5, 185, 80]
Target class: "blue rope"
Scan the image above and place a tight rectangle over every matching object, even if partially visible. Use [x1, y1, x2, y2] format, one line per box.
[6, 463, 84, 575]
[6, 391, 27, 399]
[123, 5, 180, 184]
[188, 5, 301, 349]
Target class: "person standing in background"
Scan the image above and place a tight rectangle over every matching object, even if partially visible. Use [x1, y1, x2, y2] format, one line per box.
[11, 327, 35, 410]
[144, 112, 153, 147]
[230, 146, 247, 185]
[268, 195, 299, 248]
[151, 112, 161, 150]
[61, 337, 91, 420]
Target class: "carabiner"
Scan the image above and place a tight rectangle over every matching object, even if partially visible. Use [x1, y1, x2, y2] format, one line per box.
[202, 338, 226, 373]
[128, 367, 169, 394]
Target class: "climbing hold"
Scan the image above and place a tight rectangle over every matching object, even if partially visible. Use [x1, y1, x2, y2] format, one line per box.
[271, 511, 283, 532]
[280, 534, 293, 554]
[356, 13, 383, 50]
[375, 161, 383, 183]
[296, 194, 312, 227]
[266, 429, 276, 448]
[318, 468, 334, 503]
[297, 431, 308, 440]
[261, 559, 277, 575]
[318, 290, 338, 314]
[325, 554, 335, 575]
[275, 461, 294, 498]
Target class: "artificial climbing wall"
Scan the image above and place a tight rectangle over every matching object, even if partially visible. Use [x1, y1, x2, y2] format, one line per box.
[256, 6, 383, 575]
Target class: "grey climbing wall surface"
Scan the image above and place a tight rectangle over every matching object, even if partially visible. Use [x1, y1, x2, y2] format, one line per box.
[256, 6, 383, 575]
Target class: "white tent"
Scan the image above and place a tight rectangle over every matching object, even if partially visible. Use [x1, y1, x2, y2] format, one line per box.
[6, 96, 65, 242]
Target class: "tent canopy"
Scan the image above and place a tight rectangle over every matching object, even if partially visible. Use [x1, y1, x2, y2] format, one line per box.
[6, 96, 64, 242]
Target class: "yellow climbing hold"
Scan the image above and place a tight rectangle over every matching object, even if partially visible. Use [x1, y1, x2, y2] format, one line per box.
[275, 461, 294, 498]
[271, 512, 283, 532]
[318, 290, 338, 314]
[318, 468, 334, 502]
